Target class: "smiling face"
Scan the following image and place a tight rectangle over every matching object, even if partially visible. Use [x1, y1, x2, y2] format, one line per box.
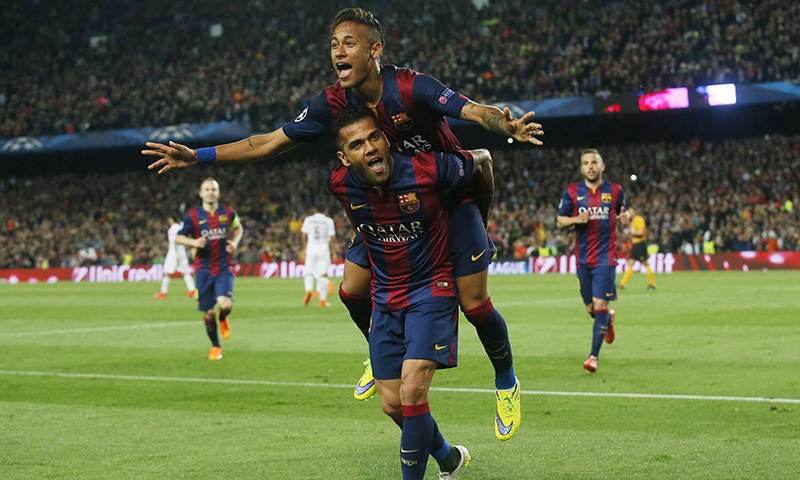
[336, 116, 393, 186]
[330, 21, 382, 90]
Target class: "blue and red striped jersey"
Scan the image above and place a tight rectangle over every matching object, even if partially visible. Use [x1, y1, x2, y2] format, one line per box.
[283, 65, 468, 154]
[558, 180, 627, 268]
[179, 204, 240, 275]
[329, 150, 474, 310]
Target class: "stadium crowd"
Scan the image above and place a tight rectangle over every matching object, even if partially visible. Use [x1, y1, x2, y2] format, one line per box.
[2, 132, 798, 269]
[2, 0, 799, 138]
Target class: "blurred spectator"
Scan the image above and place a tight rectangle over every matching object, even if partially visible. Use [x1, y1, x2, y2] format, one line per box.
[2, 0, 799, 137]
[1, 132, 798, 268]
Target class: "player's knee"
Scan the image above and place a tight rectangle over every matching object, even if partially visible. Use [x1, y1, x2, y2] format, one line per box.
[592, 300, 609, 312]
[463, 297, 494, 325]
[456, 273, 490, 311]
[217, 296, 233, 312]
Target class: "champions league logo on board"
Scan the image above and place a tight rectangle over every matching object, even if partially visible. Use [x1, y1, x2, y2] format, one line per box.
[2, 137, 44, 153]
[150, 125, 194, 142]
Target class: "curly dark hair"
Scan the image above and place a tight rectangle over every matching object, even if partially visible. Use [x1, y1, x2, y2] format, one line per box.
[331, 105, 375, 148]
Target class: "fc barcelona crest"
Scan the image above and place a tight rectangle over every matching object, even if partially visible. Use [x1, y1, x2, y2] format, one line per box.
[601, 193, 612, 204]
[397, 192, 420, 214]
[219, 214, 229, 224]
[391, 112, 414, 131]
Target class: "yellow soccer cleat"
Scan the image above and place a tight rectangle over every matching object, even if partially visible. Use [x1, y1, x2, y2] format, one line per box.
[353, 358, 377, 400]
[495, 378, 521, 441]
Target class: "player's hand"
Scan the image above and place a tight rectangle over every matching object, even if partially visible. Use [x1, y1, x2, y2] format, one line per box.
[195, 237, 207, 249]
[504, 108, 544, 146]
[143, 141, 198, 174]
[574, 210, 590, 224]
[226, 242, 238, 254]
[618, 206, 631, 226]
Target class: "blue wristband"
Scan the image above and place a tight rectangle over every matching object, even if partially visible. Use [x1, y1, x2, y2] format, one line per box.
[196, 147, 217, 164]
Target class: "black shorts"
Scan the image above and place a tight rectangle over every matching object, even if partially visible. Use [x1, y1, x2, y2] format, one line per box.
[630, 242, 648, 262]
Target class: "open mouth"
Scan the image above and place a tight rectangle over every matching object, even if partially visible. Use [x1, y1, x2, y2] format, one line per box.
[368, 156, 385, 173]
[336, 62, 353, 79]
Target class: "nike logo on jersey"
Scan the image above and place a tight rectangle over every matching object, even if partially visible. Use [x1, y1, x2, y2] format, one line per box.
[350, 203, 367, 210]
[434, 344, 448, 351]
[199, 220, 207, 224]
[471, 250, 486, 261]
[577, 196, 586, 201]
[400, 448, 419, 453]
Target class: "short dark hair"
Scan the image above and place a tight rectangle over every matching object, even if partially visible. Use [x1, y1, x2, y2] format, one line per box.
[330, 7, 384, 46]
[580, 148, 600, 157]
[331, 105, 376, 147]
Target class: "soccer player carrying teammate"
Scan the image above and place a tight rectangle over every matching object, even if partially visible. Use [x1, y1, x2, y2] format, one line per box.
[557, 149, 630, 373]
[300, 208, 337, 307]
[618, 205, 656, 290]
[144, 7, 537, 438]
[329, 105, 481, 480]
[154, 217, 197, 299]
[175, 178, 243, 361]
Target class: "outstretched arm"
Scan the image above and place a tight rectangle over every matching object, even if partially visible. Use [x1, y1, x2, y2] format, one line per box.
[143, 127, 301, 174]
[460, 102, 544, 146]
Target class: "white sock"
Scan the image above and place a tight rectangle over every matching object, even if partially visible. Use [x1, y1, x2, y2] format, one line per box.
[318, 277, 330, 301]
[183, 274, 195, 292]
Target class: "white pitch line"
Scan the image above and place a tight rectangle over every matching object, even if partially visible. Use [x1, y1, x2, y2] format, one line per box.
[7, 321, 198, 337]
[1, 370, 798, 404]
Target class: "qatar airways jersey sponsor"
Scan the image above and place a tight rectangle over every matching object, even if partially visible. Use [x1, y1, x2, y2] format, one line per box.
[358, 221, 425, 243]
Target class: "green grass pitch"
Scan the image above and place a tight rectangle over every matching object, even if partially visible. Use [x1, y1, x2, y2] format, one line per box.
[2, 270, 799, 479]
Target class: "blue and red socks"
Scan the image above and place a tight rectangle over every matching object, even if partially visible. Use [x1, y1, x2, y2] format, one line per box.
[463, 297, 516, 389]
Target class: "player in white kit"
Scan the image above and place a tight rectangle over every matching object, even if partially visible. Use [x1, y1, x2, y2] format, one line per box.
[155, 218, 197, 299]
[301, 209, 337, 307]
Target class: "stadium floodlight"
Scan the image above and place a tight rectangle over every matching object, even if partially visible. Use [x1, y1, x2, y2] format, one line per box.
[696, 83, 737, 106]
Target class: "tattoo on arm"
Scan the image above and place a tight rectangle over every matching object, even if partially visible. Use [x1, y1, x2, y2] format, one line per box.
[247, 138, 254, 148]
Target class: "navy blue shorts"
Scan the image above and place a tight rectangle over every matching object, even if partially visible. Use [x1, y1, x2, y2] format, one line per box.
[369, 296, 459, 380]
[344, 202, 494, 278]
[195, 268, 235, 311]
[577, 265, 617, 306]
